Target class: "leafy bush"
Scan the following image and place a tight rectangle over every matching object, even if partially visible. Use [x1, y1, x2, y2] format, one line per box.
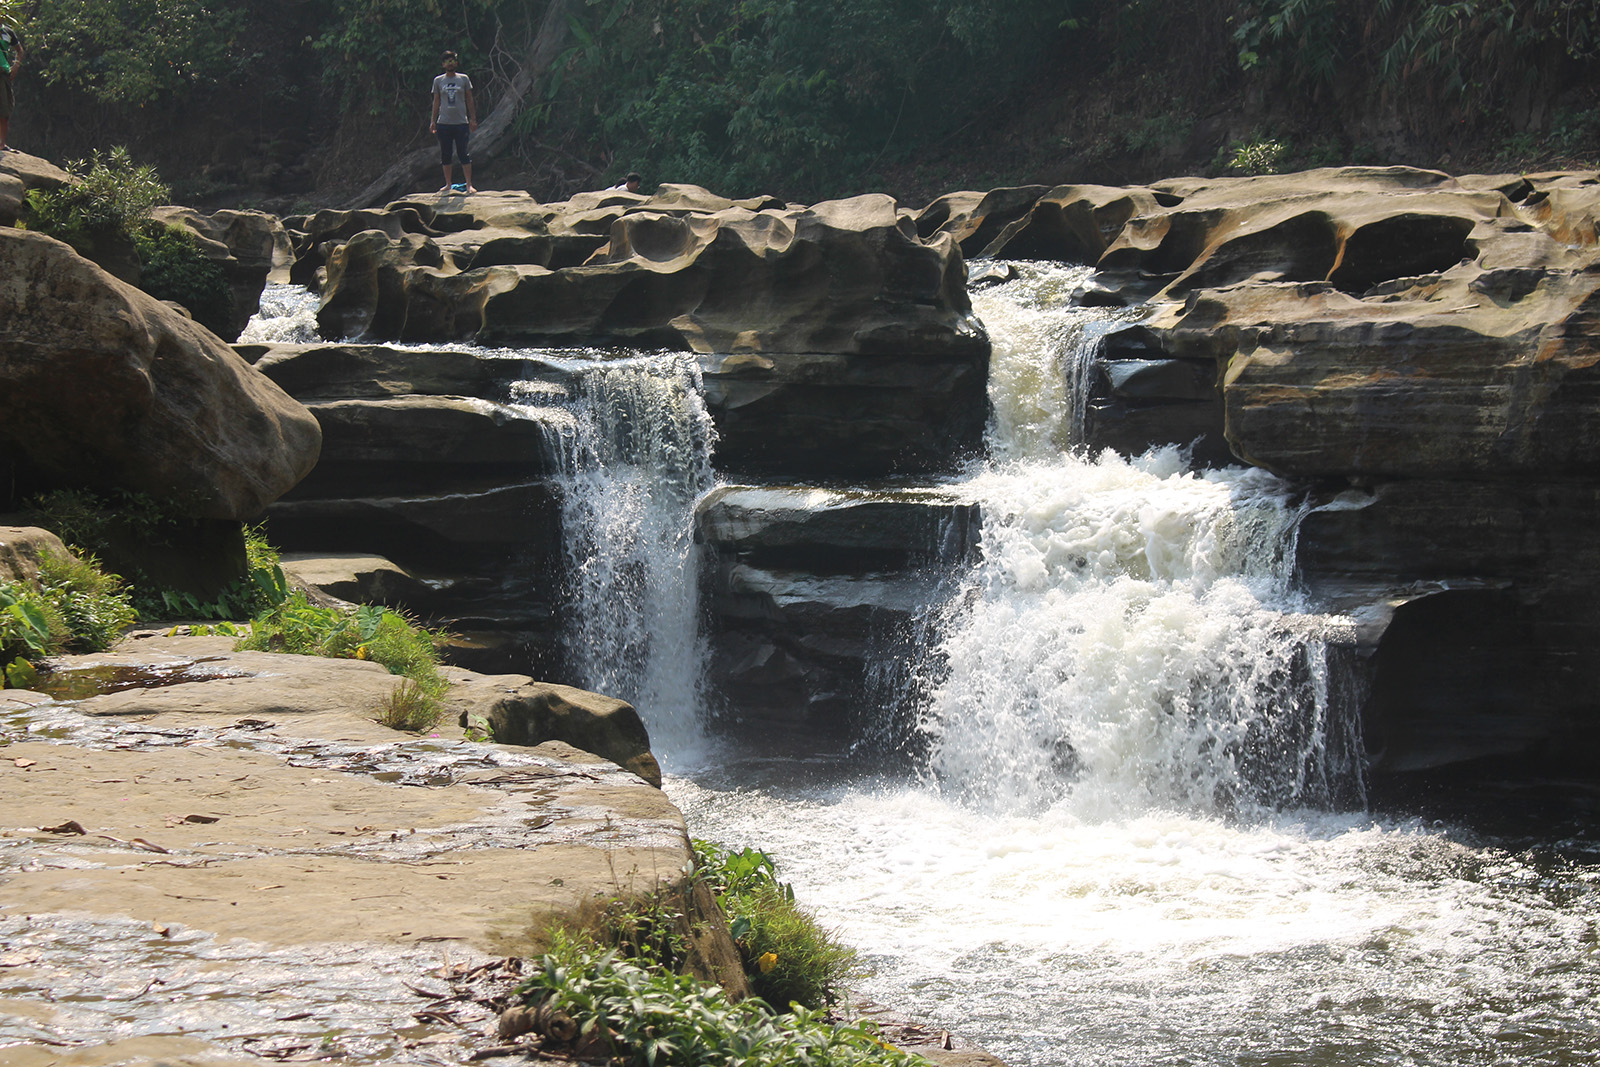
[1225, 136, 1289, 175]
[513, 949, 926, 1067]
[695, 841, 857, 1009]
[1, 581, 52, 685]
[132, 221, 233, 336]
[1, 550, 137, 687]
[23, 146, 169, 245]
[236, 594, 450, 727]
[34, 550, 138, 653]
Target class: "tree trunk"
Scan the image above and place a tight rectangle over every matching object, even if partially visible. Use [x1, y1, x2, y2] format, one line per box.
[339, 0, 572, 210]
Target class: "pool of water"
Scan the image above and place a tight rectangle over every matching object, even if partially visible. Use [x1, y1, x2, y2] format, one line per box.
[670, 763, 1600, 1067]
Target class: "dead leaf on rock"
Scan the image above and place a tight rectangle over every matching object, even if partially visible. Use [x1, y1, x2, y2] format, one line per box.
[42, 820, 87, 835]
[13, 759, 37, 768]
[0, 951, 41, 967]
[184, 813, 220, 823]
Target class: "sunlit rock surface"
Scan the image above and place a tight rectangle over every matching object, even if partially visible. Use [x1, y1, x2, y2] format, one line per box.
[0, 228, 322, 519]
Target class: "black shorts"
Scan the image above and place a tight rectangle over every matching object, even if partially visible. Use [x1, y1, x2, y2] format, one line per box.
[436, 124, 470, 165]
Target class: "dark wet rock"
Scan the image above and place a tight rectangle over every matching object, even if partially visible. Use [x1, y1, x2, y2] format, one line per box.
[697, 486, 972, 748]
[455, 680, 662, 787]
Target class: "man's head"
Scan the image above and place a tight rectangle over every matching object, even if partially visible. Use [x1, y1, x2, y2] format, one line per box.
[441, 50, 458, 73]
[624, 172, 642, 192]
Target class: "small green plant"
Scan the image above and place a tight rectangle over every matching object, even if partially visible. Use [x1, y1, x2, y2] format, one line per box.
[238, 594, 450, 725]
[35, 550, 138, 653]
[1, 581, 51, 687]
[377, 678, 444, 733]
[1225, 136, 1290, 176]
[464, 712, 495, 742]
[513, 949, 925, 1067]
[695, 841, 857, 1009]
[132, 221, 233, 336]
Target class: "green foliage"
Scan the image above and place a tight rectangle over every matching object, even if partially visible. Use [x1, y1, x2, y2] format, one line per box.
[514, 949, 927, 1067]
[543, 0, 1070, 197]
[377, 678, 444, 732]
[237, 593, 450, 725]
[28, 491, 289, 623]
[27, 0, 257, 106]
[22, 146, 169, 244]
[35, 550, 138, 653]
[131, 221, 233, 336]
[694, 840, 856, 1009]
[28, 488, 179, 552]
[1225, 135, 1290, 174]
[1, 550, 136, 687]
[312, 0, 511, 113]
[1231, 0, 1600, 115]
[0, 581, 52, 666]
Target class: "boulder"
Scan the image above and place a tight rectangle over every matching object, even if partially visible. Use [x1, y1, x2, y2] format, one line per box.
[454, 679, 662, 786]
[0, 149, 73, 226]
[0, 228, 322, 519]
[0, 524, 72, 585]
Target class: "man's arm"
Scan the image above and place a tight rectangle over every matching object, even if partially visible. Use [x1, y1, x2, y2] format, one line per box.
[467, 86, 477, 131]
[430, 88, 440, 132]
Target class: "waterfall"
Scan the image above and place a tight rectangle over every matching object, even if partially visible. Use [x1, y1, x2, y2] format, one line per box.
[533, 352, 718, 756]
[237, 284, 321, 344]
[917, 264, 1362, 816]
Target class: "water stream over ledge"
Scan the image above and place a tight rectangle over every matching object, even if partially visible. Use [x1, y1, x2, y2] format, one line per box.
[671, 265, 1600, 1066]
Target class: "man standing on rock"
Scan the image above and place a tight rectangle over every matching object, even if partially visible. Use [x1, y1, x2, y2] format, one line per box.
[0, 16, 22, 153]
[430, 50, 477, 194]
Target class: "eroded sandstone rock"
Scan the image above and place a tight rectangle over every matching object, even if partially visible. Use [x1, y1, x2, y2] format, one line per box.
[149, 205, 294, 341]
[0, 229, 322, 518]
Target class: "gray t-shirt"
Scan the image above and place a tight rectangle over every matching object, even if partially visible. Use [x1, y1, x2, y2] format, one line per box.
[432, 73, 473, 125]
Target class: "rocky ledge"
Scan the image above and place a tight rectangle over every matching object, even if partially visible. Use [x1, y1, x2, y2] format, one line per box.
[0, 625, 699, 1062]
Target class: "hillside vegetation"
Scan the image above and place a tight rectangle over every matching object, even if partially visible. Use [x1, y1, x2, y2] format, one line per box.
[7, 0, 1600, 209]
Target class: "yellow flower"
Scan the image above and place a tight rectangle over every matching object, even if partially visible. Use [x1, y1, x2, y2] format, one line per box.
[757, 952, 778, 973]
[355, 645, 370, 660]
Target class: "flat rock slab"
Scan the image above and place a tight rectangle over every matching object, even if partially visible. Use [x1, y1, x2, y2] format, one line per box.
[0, 631, 691, 1064]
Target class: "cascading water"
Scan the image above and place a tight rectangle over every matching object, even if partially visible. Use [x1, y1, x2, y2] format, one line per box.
[232, 282, 1599, 1067]
[534, 352, 717, 756]
[917, 263, 1362, 817]
[673, 264, 1600, 1067]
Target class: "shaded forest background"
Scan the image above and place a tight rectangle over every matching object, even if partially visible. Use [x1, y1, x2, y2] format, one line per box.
[8, 0, 1600, 212]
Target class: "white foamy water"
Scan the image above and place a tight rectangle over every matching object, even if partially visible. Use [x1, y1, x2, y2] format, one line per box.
[238, 282, 321, 343]
[674, 264, 1600, 1066]
[536, 352, 717, 758]
[673, 775, 1600, 1067]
